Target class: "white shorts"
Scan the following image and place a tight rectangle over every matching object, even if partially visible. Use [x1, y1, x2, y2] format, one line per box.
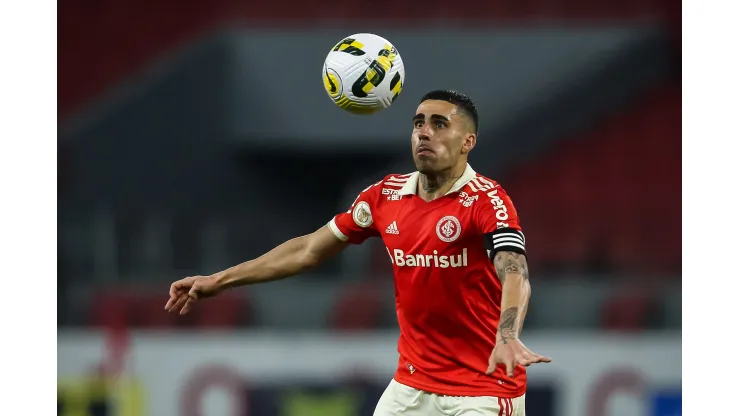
[373, 379, 526, 416]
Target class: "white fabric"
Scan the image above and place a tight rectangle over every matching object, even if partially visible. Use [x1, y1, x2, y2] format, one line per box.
[373, 379, 526, 416]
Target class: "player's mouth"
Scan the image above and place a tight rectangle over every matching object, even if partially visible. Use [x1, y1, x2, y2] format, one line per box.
[416, 145, 435, 156]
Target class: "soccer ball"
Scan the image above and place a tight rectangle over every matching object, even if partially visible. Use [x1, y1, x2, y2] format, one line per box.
[322, 33, 405, 114]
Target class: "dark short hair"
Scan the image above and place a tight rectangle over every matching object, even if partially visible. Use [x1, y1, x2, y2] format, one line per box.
[420, 90, 479, 133]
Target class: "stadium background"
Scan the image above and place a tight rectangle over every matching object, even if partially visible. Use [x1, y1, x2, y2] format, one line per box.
[57, 1, 681, 415]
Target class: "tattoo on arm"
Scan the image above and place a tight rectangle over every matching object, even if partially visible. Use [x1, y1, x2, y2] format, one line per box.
[493, 251, 529, 283]
[516, 303, 528, 337]
[499, 307, 519, 344]
[495, 251, 530, 342]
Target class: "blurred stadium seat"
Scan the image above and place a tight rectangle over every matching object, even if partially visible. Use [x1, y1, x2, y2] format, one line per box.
[504, 84, 680, 277]
[329, 281, 386, 332]
[191, 292, 252, 329]
[59, 0, 679, 119]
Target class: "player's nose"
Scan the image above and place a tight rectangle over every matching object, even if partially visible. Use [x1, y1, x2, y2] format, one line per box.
[417, 127, 431, 141]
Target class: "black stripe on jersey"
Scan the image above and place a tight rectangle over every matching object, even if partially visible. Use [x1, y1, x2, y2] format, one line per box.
[483, 228, 526, 259]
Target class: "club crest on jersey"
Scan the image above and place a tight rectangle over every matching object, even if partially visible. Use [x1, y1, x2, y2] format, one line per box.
[436, 216, 462, 243]
[352, 201, 373, 228]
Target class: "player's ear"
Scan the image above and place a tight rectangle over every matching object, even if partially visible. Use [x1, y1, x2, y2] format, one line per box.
[461, 133, 476, 154]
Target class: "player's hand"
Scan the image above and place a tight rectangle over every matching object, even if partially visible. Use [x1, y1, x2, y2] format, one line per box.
[486, 337, 551, 377]
[164, 275, 223, 315]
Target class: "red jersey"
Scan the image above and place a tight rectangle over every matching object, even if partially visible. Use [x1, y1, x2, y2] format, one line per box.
[328, 164, 528, 398]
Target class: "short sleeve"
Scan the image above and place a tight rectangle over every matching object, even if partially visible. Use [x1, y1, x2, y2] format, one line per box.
[327, 181, 382, 244]
[475, 183, 526, 257]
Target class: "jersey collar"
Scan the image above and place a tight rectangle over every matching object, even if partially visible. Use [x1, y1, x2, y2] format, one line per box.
[398, 164, 477, 196]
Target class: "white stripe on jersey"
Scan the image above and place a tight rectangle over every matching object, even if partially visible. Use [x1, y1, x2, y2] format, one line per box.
[383, 176, 409, 185]
[467, 176, 497, 193]
[470, 177, 485, 191]
[477, 176, 496, 189]
[467, 180, 479, 192]
[327, 219, 349, 241]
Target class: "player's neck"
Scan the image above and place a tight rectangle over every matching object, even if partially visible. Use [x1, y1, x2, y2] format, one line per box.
[417, 164, 466, 202]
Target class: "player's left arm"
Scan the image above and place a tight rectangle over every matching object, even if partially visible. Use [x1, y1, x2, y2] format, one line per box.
[489, 247, 551, 377]
[475, 180, 551, 376]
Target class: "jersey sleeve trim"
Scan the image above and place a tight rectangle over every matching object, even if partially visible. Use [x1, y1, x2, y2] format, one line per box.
[484, 228, 526, 257]
[327, 218, 349, 242]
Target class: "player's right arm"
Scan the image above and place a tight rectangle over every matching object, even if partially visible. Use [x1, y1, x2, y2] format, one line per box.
[218, 225, 349, 288]
[165, 226, 348, 314]
[165, 180, 382, 315]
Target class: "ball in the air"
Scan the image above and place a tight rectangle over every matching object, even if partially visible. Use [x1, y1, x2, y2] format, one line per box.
[322, 33, 405, 114]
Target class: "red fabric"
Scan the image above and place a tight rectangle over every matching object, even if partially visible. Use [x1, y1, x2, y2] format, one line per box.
[331, 171, 526, 397]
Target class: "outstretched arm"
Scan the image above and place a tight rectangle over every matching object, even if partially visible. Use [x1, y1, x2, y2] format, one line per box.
[166, 176, 382, 315]
[165, 225, 347, 314]
[215, 225, 347, 288]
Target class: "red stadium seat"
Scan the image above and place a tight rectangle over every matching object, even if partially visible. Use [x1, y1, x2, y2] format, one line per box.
[130, 292, 180, 329]
[502, 84, 680, 275]
[90, 290, 131, 330]
[601, 289, 658, 331]
[59, 0, 680, 119]
[192, 293, 252, 329]
[329, 282, 385, 331]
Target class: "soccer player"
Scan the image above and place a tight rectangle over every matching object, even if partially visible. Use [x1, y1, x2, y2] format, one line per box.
[165, 90, 551, 415]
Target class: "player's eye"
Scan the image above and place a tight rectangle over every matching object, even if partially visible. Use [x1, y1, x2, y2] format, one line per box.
[414, 120, 424, 128]
[436, 122, 445, 129]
